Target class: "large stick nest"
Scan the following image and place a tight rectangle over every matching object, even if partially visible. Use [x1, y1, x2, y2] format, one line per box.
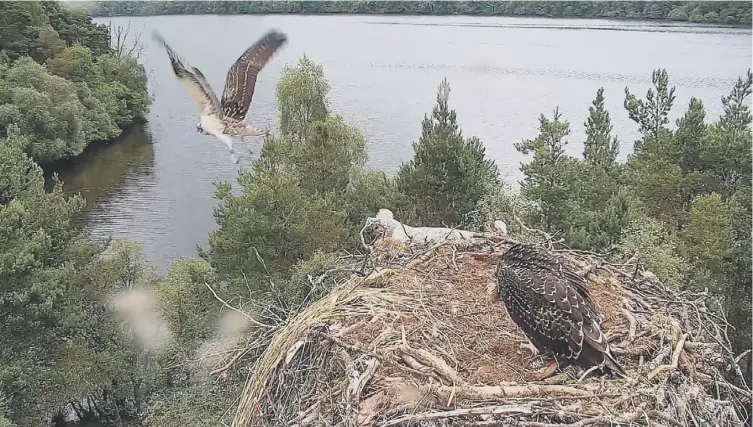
[230, 215, 751, 427]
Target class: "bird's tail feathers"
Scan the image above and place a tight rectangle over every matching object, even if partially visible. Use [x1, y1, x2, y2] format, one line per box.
[603, 349, 628, 379]
[242, 125, 270, 138]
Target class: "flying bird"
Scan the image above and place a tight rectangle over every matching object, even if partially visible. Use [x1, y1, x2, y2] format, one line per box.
[492, 243, 626, 380]
[152, 29, 288, 164]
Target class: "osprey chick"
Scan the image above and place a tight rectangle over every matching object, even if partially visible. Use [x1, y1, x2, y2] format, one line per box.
[493, 243, 626, 379]
[152, 29, 288, 164]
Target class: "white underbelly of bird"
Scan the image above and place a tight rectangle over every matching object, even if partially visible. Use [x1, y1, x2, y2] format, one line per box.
[199, 115, 238, 163]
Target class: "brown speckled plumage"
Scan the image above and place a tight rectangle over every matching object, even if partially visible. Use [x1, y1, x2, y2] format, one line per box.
[220, 31, 287, 122]
[494, 243, 626, 377]
[152, 29, 287, 162]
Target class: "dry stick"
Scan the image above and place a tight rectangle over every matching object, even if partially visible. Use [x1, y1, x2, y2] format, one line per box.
[621, 308, 637, 341]
[204, 282, 276, 330]
[380, 404, 534, 426]
[398, 346, 463, 385]
[514, 215, 554, 246]
[520, 409, 684, 427]
[577, 365, 600, 383]
[734, 349, 752, 365]
[428, 383, 596, 400]
[647, 333, 688, 381]
[211, 346, 252, 376]
[309, 330, 382, 360]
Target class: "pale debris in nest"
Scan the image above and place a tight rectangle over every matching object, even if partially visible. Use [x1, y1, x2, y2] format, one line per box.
[364, 209, 507, 248]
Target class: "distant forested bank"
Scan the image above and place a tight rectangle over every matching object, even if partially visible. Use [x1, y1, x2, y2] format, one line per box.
[84, 1, 753, 26]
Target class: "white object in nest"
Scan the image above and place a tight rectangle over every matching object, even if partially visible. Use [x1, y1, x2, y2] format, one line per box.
[365, 209, 507, 247]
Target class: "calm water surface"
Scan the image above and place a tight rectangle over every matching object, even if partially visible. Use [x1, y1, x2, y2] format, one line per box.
[52, 15, 752, 270]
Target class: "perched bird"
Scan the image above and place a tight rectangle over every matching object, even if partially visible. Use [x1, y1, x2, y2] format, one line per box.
[152, 29, 288, 164]
[492, 243, 626, 380]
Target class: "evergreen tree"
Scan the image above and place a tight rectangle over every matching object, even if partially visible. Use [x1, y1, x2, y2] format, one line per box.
[396, 78, 499, 228]
[583, 87, 619, 172]
[515, 107, 575, 232]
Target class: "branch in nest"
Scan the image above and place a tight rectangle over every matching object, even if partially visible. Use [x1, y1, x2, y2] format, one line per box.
[620, 309, 637, 342]
[647, 333, 688, 380]
[427, 383, 596, 401]
[210, 346, 251, 377]
[380, 403, 534, 426]
[397, 346, 463, 385]
[309, 329, 381, 359]
[514, 215, 559, 248]
[346, 356, 379, 407]
[519, 409, 683, 427]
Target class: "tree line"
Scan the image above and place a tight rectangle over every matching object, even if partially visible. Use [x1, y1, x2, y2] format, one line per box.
[0, 1, 150, 165]
[1, 1, 751, 425]
[85, 1, 753, 26]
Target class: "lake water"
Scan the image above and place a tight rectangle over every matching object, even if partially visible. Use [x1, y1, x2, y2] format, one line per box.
[52, 14, 752, 270]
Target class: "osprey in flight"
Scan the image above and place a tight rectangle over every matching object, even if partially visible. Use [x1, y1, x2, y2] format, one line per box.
[493, 243, 626, 379]
[152, 29, 288, 164]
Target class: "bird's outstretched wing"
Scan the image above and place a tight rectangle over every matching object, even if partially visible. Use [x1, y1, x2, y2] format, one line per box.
[152, 30, 223, 117]
[220, 30, 287, 121]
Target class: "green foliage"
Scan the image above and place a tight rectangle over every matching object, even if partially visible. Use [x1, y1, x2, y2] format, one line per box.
[292, 116, 367, 195]
[345, 170, 404, 232]
[206, 156, 350, 293]
[515, 107, 576, 233]
[515, 90, 634, 252]
[513, 70, 751, 351]
[154, 258, 219, 344]
[0, 134, 143, 426]
[619, 213, 690, 290]
[88, 1, 752, 25]
[396, 78, 499, 228]
[0, 0, 150, 164]
[143, 378, 242, 427]
[276, 56, 330, 140]
[204, 57, 375, 300]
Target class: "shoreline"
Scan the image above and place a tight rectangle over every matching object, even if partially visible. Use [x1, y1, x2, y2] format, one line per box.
[90, 12, 753, 29]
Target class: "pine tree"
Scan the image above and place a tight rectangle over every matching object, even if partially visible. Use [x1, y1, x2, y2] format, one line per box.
[396, 78, 499, 228]
[515, 107, 574, 232]
[583, 87, 619, 172]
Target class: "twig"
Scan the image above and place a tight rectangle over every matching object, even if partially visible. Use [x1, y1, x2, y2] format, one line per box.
[520, 409, 683, 427]
[427, 383, 596, 400]
[204, 282, 276, 329]
[210, 346, 252, 376]
[309, 330, 381, 359]
[647, 333, 688, 380]
[397, 346, 463, 385]
[734, 349, 751, 365]
[578, 365, 599, 383]
[380, 404, 533, 426]
[514, 215, 554, 247]
[621, 308, 637, 341]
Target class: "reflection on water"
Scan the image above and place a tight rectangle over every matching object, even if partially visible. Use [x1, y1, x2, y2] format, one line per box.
[47, 125, 156, 205]
[46, 124, 160, 257]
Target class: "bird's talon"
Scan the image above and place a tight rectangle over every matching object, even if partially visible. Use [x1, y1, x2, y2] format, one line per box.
[531, 361, 559, 381]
